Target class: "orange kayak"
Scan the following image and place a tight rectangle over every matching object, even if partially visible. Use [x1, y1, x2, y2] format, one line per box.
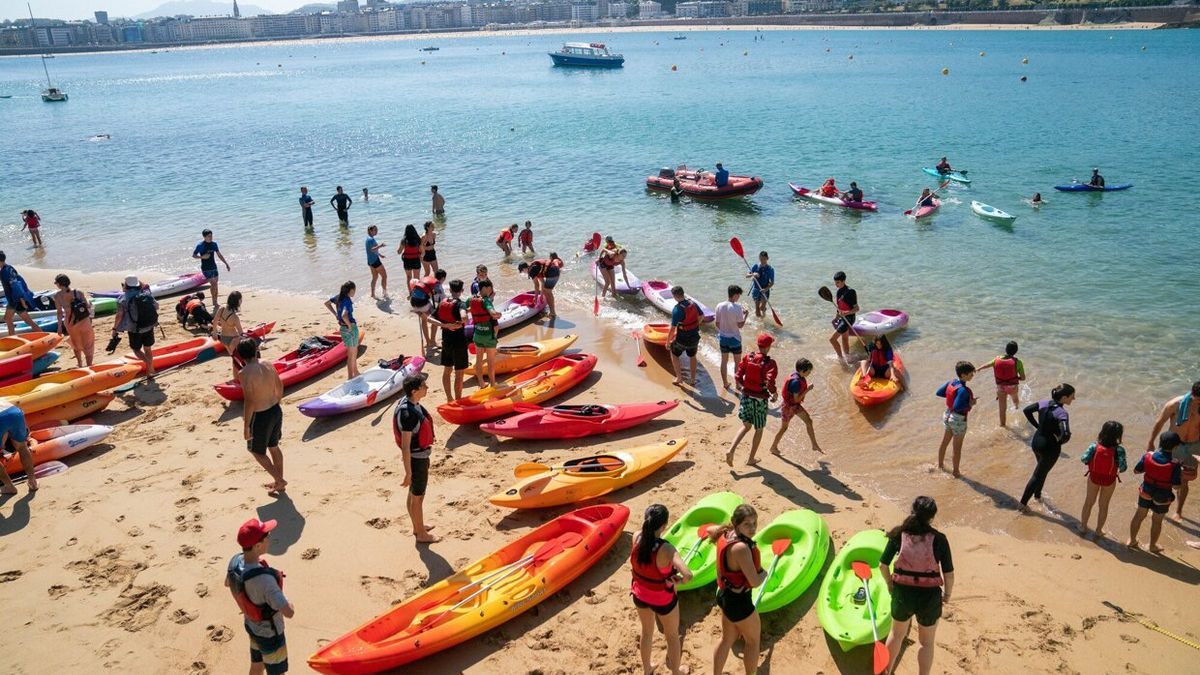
[641, 323, 670, 346]
[0, 362, 142, 414]
[850, 353, 907, 407]
[489, 438, 687, 509]
[5, 424, 114, 475]
[437, 353, 597, 424]
[0, 332, 62, 361]
[307, 504, 629, 674]
[126, 322, 276, 370]
[23, 394, 115, 429]
[466, 334, 578, 375]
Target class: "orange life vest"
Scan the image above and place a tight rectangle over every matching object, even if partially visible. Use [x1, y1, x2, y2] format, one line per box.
[737, 351, 774, 398]
[676, 299, 702, 332]
[716, 532, 762, 592]
[993, 356, 1019, 386]
[469, 295, 494, 327]
[891, 533, 944, 588]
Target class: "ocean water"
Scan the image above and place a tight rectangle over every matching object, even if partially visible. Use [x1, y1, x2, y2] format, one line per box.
[2, 29, 1199, 527]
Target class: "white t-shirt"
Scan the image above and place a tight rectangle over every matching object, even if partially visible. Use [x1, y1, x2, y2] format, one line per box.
[713, 301, 746, 340]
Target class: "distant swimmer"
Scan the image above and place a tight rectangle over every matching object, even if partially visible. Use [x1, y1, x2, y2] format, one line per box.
[361, 187, 369, 203]
[330, 185, 352, 227]
[299, 186, 314, 228]
[935, 156, 954, 175]
[670, 177, 684, 203]
[87, 133, 110, 141]
[1089, 168, 1105, 188]
[1031, 192, 1044, 205]
[714, 162, 730, 188]
[431, 184, 445, 215]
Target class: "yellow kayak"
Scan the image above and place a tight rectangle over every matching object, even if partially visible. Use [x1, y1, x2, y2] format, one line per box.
[849, 353, 906, 407]
[467, 334, 578, 375]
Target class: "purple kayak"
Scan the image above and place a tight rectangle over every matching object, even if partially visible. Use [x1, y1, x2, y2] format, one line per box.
[92, 272, 207, 299]
[297, 356, 425, 417]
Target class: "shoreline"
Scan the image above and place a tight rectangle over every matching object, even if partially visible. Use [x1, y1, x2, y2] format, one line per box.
[3, 263, 1199, 673]
[0, 18, 1170, 58]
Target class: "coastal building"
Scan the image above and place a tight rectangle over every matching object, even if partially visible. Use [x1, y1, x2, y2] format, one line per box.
[338, 0, 362, 13]
[253, 13, 311, 37]
[187, 17, 253, 41]
[94, 11, 109, 25]
[638, 0, 663, 18]
[608, 1, 631, 17]
[675, 0, 728, 18]
[571, 3, 600, 21]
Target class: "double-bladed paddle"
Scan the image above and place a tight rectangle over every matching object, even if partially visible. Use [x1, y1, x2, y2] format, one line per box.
[512, 455, 625, 478]
[728, 237, 783, 327]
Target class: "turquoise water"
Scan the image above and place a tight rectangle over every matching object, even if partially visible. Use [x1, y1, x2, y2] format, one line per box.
[1, 28, 1198, 414]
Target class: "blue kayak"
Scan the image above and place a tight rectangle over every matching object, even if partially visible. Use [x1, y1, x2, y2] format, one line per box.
[1054, 183, 1133, 192]
[922, 167, 971, 185]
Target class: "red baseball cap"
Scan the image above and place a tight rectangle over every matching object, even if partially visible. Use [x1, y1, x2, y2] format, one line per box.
[756, 333, 775, 349]
[237, 518, 277, 548]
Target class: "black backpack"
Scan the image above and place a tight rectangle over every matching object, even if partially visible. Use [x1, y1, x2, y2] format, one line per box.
[129, 291, 158, 331]
[69, 291, 91, 323]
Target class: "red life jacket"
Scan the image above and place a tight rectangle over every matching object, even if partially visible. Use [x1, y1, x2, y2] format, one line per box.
[629, 538, 674, 592]
[716, 532, 761, 591]
[835, 291, 853, 314]
[468, 295, 494, 327]
[944, 381, 972, 414]
[393, 401, 435, 449]
[819, 182, 838, 197]
[891, 532, 943, 588]
[409, 277, 435, 301]
[993, 356, 1019, 386]
[869, 347, 891, 369]
[229, 559, 285, 624]
[1141, 451, 1176, 490]
[738, 352, 774, 398]
[434, 298, 460, 324]
[676, 299, 702, 332]
[497, 229, 513, 244]
[528, 259, 550, 279]
[1086, 443, 1121, 486]
[401, 242, 421, 260]
[519, 229, 533, 245]
[784, 372, 807, 407]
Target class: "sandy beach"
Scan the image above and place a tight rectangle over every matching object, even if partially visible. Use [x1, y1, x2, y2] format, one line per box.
[1, 260, 1197, 675]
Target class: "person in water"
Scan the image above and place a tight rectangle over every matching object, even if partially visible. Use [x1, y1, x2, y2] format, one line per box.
[324, 281, 359, 380]
[669, 177, 684, 203]
[667, 285, 703, 387]
[935, 361, 976, 477]
[495, 224, 518, 257]
[430, 185, 445, 215]
[828, 271, 859, 363]
[1031, 192, 1043, 205]
[429, 279, 468, 401]
[629, 504, 692, 675]
[397, 224, 423, 286]
[238, 339, 286, 495]
[713, 162, 730, 188]
[818, 178, 839, 198]
[420, 221, 438, 276]
[360, 186, 369, 203]
[597, 237, 630, 296]
[916, 188, 936, 209]
[470, 264, 488, 296]
[1079, 420, 1127, 539]
[746, 250, 773, 320]
[710, 504, 765, 675]
[935, 156, 954, 174]
[298, 186, 314, 228]
[20, 209, 42, 248]
[518, 220, 534, 255]
[769, 358, 823, 457]
[330, 185, 352, 227]
[844, 181, 864, 203]
[1145, 380, 1200, 520]
[974, 340, 1026, 426]
[1089, 168, 1105, 188]
[469, 279, 502, 389]
[727, 333, 779, 467]
[364, 225, 387, 300]
[881, 496, 955, 675]
[859, 334, 899, 385]
[713, 285, 747, 389]
[1128, 431, 1183, 553]
[1020, 384, 1076, 512]
[395, 373, 440, 544]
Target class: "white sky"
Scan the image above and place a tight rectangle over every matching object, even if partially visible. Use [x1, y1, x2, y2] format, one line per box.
[1, 1, 299, 22]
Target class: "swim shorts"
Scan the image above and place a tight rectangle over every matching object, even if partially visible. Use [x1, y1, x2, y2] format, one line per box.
[441, 333, 469, 370]
[716, 587, 755, 623]
[368, 260, 383, 269]
[542, 272, 560, 290]
[739, 395, 769, 430]
[409, 456, 430, 496]
[833, 315, 856, 334]
[942, 410, 968, 437]
[472, 325, 498, 350]
[781, 403, 807, 423]
[670, 332, 699, 358]
[245, 624, 288, 675]
[339, 323, 359, 350]
[246, 403, 282, 456]
[128, 330, 156, 351]
[1174, 441, 1199, 479]
[997, 384, 1018, 397]
[891, 584, 943, 627]
[0, 404, 29, 444]
[202, 268, 219, 280]
[631, 592, 679, 616]
[1137, 493, 1172, 515]
[402, 257, 421, 271]
[718, 336, 742, 354]
[422, 249, 437, 263]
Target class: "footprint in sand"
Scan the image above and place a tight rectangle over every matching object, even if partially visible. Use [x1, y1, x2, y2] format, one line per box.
[194, 583, 209, 598]
[102, 583, 173, 632]
[188, 661, 208, 675]
[206, 624, 233, 642]
[301, 548, 321, 560]
[67, 547, 146, 589]
[365, 517, 391, 529]
[178, 545, 199, 558]
[171, 608, 197, 625]
[47, 584, 69, 599]
[0, 570, 22, 583]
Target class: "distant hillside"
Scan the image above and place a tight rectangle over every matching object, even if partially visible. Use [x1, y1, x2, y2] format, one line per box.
[291, 3, 337, 13]
[136, 1, 271, 19]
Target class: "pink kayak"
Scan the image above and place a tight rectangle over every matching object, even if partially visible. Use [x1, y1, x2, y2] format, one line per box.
[641, 280, 715, 322]
[92, 272, 207, 298]
[905, 198, 941, 219]
[789, 183, 878, 211]
[481, 400, 680, 440]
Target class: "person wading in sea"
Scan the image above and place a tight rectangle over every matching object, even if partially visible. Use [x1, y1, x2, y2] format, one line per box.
[1145, 381, 1200, 520]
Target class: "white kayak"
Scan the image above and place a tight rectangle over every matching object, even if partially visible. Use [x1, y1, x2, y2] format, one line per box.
[971, 201, 1017, 224]
[92, 272, 208, 299]
[592, 261, 642, 295]
[641, 280, 715, 322]
[297, 356, 426, 417]
[463, 291, 547, 339]
[852, 309, 909, 336]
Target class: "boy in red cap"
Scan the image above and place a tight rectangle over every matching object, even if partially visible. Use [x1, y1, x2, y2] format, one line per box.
[226, 518, 294, 675]
[727, 333, 779, 466]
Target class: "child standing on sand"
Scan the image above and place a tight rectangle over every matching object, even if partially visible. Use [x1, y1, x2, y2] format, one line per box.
[975, 341, 1026, 426]
[1128, 431, 1183, 553]
[518, 220, 535, 255]
[1079, 421, 1127, 539]
[935, 362, 976, 477]
[769, 358, 823, 457]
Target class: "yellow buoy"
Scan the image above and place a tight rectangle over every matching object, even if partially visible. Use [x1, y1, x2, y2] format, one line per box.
[942, 67, 950, 76]
[1022, 57, 1029, 64]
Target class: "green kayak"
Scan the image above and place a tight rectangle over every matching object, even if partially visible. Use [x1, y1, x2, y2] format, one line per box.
[663, 491, 743, 591]
[817, 529, 892, 651]
[89, 297, 118, 317]
[753, 509, 830, 613]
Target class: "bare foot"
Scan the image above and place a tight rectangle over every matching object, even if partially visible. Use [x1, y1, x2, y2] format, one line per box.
[769, 447, 782, 456]
[1170, 512, 1184, 522]
[725, 451, 734, 468]
[746, 457, 760, 466]
[1018, 504, 1031, 515]
[1, 486, 16, 496]
[688, 379, 696, 386]
[415, 532, 441, 544]
[672, 380, 682, 387]
[1149, 544, 1165, 554]
[1094, 529, 1106, 540]
[1076, 523, 1089, 535]
[722, 381, 731, 390]
[938, 463, 948, 473]
[1126, 540, 1141, 550]
[952, 470, 961, 478]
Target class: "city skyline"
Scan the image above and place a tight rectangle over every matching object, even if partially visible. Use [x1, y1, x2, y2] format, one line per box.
[0, 0, 296, 22]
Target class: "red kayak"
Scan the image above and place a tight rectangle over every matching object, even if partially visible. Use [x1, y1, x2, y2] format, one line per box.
[128, 322, 276, 370]
[213, 332, 354, 401]
[481, 400, 679, 440]
[0, 353, 33, 388]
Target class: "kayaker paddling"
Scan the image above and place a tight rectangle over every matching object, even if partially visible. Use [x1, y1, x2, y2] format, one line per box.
[844, 181, 864, 203]
[935, 156, 955, 175]
[1089, 168, 1105, 188]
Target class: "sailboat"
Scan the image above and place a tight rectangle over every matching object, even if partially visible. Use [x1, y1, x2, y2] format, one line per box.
[28, 3, 67, 102]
